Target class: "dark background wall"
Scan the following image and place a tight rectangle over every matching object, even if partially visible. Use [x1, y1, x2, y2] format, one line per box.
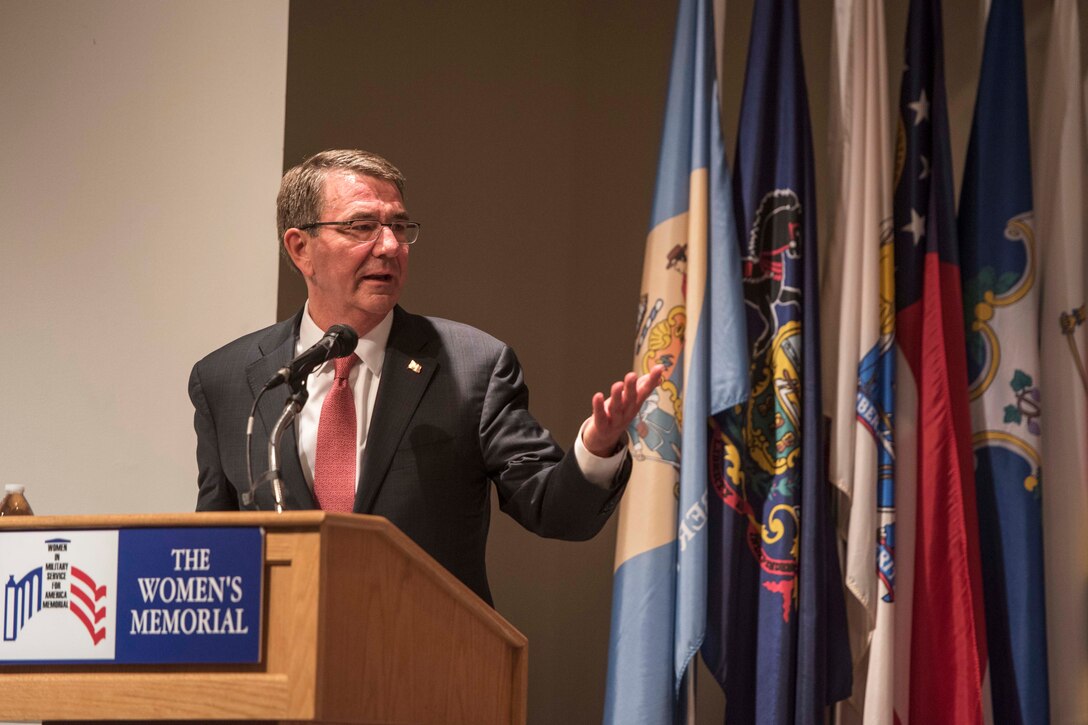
[274, 1, 1075, 722]
[278, 3, 675, 721]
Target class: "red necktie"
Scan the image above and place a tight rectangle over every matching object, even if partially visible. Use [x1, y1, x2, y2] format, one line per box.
[314, 354, 359, 512]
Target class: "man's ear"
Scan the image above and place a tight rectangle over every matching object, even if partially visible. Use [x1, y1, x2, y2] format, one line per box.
[283, 228, 313, 277]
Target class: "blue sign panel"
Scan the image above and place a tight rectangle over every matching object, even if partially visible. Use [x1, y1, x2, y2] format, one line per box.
[115, 528, 263, 663]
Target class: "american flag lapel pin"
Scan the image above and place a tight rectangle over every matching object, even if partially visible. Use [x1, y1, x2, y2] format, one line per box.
[408, 359, 422, 374]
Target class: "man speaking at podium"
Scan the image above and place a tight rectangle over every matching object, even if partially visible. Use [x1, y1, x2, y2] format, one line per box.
[189, 149, 662, 605]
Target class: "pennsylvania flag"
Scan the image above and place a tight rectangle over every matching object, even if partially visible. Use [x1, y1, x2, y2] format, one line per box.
[700, 0, 850, 723]
[893, 0, 987, 723]
[603, 0, 747, 721]
[957, 0, 1049, 722]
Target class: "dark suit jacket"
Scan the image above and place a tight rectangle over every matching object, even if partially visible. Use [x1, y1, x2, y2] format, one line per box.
[189, 306, 629, 604]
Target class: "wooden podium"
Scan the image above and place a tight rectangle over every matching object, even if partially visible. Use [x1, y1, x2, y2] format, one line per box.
[0, 512, 528, 724]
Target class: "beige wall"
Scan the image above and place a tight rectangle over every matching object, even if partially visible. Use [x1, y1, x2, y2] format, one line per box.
[0, 0, 288, 515]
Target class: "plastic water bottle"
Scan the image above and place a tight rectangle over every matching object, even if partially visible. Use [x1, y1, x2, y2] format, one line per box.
[0, 484, 34, 516]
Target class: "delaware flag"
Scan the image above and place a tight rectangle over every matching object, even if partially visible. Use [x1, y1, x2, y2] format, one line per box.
[822, 0, 896, 722]
[603, 0, 748, 721]
[700, 0, 850, 722]
[1036, 1, 1088, 722]
[957, 0, 1049, 722]
[893, 0, 987, 723]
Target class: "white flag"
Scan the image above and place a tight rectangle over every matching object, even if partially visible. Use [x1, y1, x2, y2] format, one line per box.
[1036, 2, 1088, 723]
[822, 0, 895, 723]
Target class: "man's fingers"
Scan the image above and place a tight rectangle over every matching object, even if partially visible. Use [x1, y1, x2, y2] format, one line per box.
[634, 365, 665, 404]
[591, 366, 665, 436]
[612, 373, 636, 419]
[607, 380, 624, 415]
[592, 391, 606, 416]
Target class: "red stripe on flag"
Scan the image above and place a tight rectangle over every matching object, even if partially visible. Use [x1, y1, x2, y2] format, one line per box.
[900, 253, 987, 725]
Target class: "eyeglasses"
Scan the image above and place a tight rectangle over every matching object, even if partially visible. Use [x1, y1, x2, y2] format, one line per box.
[299, 219, 421, 245]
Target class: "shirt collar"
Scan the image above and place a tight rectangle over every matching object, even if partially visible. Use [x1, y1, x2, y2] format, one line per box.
[298, 302, 392, 378]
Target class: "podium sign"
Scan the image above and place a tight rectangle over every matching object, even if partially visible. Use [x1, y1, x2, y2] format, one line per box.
[0, 527, 263, 664]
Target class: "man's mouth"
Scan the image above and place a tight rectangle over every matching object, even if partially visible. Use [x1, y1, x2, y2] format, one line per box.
[361, 272, 395, 282]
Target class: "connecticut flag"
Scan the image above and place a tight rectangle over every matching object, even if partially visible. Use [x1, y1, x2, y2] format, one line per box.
[958, 0, 1049, 722]
[603, 0, 748, 721]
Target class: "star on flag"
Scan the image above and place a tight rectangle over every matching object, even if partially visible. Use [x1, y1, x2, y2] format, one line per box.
[909, 89, 930, 125]
[902, 208, 926, 245]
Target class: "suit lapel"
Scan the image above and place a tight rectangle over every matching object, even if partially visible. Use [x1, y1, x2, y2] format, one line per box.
[245, 310, 317, 511]
[355, 307, 438, 513]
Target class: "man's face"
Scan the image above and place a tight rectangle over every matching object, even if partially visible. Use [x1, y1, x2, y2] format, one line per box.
[291, 170, 410, 332]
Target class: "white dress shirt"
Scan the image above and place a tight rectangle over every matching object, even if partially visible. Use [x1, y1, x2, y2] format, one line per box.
[296, 303, 391, 493]
[295, 303, 624, 494]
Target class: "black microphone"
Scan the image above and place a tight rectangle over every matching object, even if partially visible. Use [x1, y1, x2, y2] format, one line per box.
[263, 324, 359, 390]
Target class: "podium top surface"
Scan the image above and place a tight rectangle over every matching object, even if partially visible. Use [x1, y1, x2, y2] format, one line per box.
[0, 510, 352, 530]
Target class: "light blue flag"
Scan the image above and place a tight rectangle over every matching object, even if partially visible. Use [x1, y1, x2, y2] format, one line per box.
[603, 0, 747, 721]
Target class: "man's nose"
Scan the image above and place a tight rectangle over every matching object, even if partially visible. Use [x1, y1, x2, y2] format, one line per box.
[372, 228, 401, 256]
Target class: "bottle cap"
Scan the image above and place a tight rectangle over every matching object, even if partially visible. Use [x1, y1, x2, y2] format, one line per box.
[4, 484, 25, 494]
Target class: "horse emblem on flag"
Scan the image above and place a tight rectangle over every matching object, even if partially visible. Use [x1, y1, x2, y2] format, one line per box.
[741, 190, 802, 357]
[710, 188, 806, 622]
